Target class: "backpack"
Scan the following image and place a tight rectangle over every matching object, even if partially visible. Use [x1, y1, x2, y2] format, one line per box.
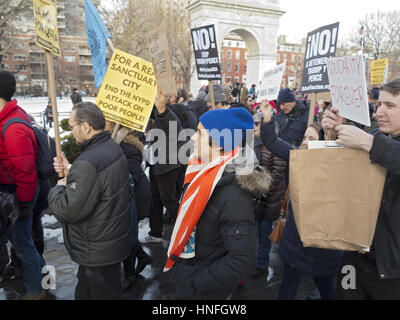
[0, 191, 19, 239]
[2, 118, 57, 180]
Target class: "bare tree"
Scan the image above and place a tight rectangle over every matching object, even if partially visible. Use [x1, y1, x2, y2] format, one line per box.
[0, 0, 32, 57]
[348, 10, 400, 80]
[360, 11, 400, 60]
[100, 0, 195, 91]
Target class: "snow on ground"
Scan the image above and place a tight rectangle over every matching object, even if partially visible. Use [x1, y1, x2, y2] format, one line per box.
[42, 214, 64, 243]
[139, 217, 151, 238]
[44, 228, 64, 244]
[41, 214, 59, 228]
[15, 96, 96, 139]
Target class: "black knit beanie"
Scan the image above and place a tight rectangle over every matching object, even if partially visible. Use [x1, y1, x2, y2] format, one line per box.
[0, 71, 16, 101]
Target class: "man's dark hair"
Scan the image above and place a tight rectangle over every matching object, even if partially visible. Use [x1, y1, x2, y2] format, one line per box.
[381, 79, 400, 97]
[220, 101, 230, 107]
[72, 102, 106, 130]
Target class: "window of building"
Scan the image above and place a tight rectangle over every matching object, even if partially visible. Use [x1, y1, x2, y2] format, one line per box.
[12, 41, 24, 49]
[227, 63, 231, 72]
[235, 50, 240, 60]
[235, 76, 239, 84]
[1, 54, 8, 60]
[64, 55, 76, 62]
[1, 64, 9, 70]
[63, 45, 75, 52]
[227, 51, 232, 59]
[235, 63, 239, 72]
[226, 76, 231, 84]
[13, 54, 25, 61]
[16, 74, 28, 81]
[14, 64, 27, 71]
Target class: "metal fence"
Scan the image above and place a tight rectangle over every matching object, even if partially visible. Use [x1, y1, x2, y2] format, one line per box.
[29, 111, 71, 129]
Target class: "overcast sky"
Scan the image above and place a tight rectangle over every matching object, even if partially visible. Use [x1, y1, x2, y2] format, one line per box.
[279, 0, 399, 44]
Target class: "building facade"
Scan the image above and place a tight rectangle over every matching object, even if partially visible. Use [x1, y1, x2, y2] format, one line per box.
[220, 35, 247, 86]
[276, 35, 306, 90]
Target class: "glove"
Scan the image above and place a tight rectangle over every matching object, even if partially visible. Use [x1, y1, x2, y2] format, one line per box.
[18, 206, 32, 220]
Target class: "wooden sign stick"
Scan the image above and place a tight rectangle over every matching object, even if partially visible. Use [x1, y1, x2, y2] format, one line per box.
[45, 51, 64, 178]
[208, 80, 215, 109]
[104, 38, 121, 140]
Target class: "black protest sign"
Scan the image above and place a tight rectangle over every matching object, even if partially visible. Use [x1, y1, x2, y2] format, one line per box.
[300, 22, 339, 93]
[191, 25, 221, 80]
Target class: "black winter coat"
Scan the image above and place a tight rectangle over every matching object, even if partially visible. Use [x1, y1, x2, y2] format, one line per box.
[48, 131, 131, 267]
[120, 133, 151, 221]
[254, 137, 287, 221]
[274, 100, 311, 147]
[188, 99, 209, 122]
[370, 133, 400, 279]
[146, 108, 185, 176]
[260, 121, 344, 277]
[173, 167, 271, 299]
[70, 93, 82, 105]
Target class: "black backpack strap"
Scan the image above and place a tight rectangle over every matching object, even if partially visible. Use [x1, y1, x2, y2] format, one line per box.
[2, 118, 32, 140]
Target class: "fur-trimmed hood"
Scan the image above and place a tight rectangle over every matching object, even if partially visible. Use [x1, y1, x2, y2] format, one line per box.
[123, 133, 144, 153]
[236, 166, 272, 197]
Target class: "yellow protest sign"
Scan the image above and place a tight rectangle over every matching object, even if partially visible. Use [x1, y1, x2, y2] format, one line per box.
[370, 58, 389, 85]
[33, 0, 61, 56]
[96, 49, 157, 132]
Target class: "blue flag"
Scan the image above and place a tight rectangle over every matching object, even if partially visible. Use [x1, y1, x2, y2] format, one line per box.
[85, 0, 111, 88]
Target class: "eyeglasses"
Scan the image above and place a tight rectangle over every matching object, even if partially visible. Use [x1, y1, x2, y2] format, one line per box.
[254, 122, 261, 127]
[68, 122, 81, 131]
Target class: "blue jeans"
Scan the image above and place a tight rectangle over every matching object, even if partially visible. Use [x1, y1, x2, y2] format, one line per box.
[1, 184, 44, 295]
[11, 214, 45, 294]
[256, 219, 273, 270]
[278, 262, 337, 300]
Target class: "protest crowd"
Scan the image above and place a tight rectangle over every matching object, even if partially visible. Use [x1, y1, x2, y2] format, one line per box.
[0, 1, 400, 302]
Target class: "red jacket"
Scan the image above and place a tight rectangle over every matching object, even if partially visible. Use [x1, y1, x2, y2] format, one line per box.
[0, 99, 38, 204]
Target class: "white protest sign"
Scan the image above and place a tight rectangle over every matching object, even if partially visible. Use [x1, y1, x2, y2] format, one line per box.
[257, 62, 286, 102]
[327, 55, 370, 127]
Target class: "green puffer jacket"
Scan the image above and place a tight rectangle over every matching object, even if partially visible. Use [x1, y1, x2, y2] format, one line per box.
[48, 131, 131, 267]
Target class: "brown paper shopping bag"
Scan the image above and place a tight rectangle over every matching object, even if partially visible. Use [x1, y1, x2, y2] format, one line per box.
[289, 147, 387, 251]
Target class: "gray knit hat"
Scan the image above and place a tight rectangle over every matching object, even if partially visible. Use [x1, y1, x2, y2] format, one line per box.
[196, 90, 207, 102]
[206, 85, 226, 103]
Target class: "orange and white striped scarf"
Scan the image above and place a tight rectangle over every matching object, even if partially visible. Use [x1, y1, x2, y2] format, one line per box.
[164, 147, 240, 272]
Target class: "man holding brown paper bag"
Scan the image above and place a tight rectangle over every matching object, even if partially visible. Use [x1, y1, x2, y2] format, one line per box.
[323, 79, 400, 299]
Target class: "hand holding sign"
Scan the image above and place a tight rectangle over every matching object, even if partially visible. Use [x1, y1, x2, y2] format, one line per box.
[155, 85, 167, 114]
[261, 101, 274, 124]
[335, 125, 374, 153]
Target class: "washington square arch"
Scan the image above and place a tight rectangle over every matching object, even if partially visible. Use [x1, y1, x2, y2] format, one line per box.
[187, 0, 285, 94]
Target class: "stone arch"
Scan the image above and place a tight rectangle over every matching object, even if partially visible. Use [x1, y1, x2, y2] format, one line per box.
[188, 0, 284, 94]
[221, 28, 260, 57]
[220, 27, 261, 86]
